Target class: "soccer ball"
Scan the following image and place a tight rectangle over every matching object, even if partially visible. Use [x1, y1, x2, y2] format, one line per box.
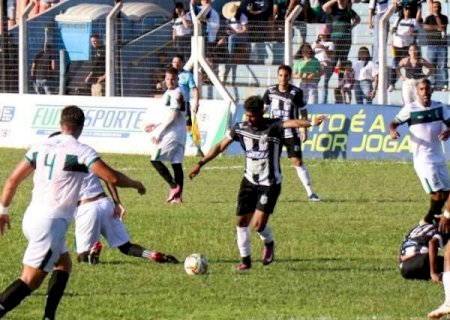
[184, 253, 208, 275]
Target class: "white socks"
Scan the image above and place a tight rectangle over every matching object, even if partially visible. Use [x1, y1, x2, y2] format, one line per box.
[444, 272, 450, 305]
[257, 225, 273, 244]
[295, 165, 313, 196]
[236, 226, 251, 257]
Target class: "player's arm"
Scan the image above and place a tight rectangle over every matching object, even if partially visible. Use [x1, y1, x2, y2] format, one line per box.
[153, 109, 178, 143]
[283, 115, 325, 129]
[189, 136, 234, 179]
[429, 237, 442, 283]
[389, 119, 401, 139]
[90, 159, 145, 195]
[0, 160, 35, 236]
[104, 181, 126, 221]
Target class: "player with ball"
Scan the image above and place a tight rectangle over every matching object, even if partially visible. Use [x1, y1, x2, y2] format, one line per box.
[189, 96, 326, 271]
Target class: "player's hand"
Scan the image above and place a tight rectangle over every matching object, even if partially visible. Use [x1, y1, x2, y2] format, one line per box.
[438, 215, 450, 234]
[300, 129, 307, 142]
[0, 214, 11, 236]
[312, 115, 327, 126]
[389, 130, 400, 139]
[134, 181, 146, 195]
[114, 203, 126, 221]
[431, 272, 442, 284]
[189, 165, 201, 179]
[144, 124, 157, 133]
[439, 130, 450, 141]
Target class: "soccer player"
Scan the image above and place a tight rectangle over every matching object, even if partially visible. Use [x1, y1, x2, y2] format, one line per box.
[189, 96, 325, 270]
[263, 64, 320, 202]
[171, 54, 203, 156]
[75, 171, 179, 264]
[389, 78, 450, 226]
[0, 106, 145, 319]
[144, 67, 186, 204]
[399, 219, 448, 282]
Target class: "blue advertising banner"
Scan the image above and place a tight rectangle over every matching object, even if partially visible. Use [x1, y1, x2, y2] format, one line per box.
[228, 103, 450, 160]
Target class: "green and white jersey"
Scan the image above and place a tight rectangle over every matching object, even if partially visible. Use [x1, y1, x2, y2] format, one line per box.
[25, 134, 99, 222]
[395, 101, 450, 164]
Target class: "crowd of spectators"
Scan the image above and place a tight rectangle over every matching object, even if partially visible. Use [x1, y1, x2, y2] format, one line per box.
[7, 0, 59, 29]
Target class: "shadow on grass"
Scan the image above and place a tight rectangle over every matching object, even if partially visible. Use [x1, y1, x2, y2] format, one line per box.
[281, 198, 422, 204]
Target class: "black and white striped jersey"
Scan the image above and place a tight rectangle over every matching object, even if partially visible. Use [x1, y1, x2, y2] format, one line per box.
[229, 119, 284, 186]
[399, 223, 447, 257]
[263, 84, 305, 139]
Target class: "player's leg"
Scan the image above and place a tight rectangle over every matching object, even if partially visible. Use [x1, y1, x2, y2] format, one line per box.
[428, 246, 450, 318]
[252, 183, 281, 266]
[100, 198, 179, 263]
[416, 163, 450, 223]
[235, 178, 257, 270]
[43, 251, 72, 320]
[74, 202, 102, 264]
[167, 143, 185, 204]
[285, 137, 319, 201]
[151, 160, 180, 202]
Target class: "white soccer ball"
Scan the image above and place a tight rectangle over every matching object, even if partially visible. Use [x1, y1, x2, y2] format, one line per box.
[184, 253, 208, 275]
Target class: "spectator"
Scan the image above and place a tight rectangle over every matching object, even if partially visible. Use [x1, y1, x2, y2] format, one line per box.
[85, 35, 105, 96]
[191, 0, 220, 64]
[399, 220, 448, 281]
[423, 0, 448, 91]
[312, 25, 335, 103]
[396, 43, 434, 105]
[239, 0, 274, 42]
[396, 0, 422, 23]
[388, 4, 419, 92]
[322, 0, 360, 79]
[353, 46, 378, 104]
[293, 42, 323, 104]
[368, 0, 390, 64]
[172, 2, 193, 61]
[7, 0, 16, 29]
[338, 60, 354, 104]
[31, 43, 56, 95]
[222, 1, 249, 64]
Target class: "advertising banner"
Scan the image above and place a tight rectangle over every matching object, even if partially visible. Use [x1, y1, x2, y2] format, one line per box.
[229, 103, 450, 160]
[0, 94, 229, 156]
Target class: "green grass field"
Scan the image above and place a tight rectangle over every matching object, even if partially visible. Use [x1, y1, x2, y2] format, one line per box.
[0, 148, 444, 319]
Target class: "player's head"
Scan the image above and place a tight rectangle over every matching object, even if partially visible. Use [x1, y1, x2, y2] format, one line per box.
[165, 67, 179, 90]
[277, 65, 291, 87]
[243, 96, 264, 127]
[416, 78, 432, 106]
[60, 105, 85, 138]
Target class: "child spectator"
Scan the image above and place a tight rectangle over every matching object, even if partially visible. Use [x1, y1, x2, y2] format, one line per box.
[338, 60, 354, 104]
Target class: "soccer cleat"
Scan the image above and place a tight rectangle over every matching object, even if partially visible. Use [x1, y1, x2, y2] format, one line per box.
[166, 185, 181, 203]
[308, 193, 320, 202]
[236, 262, 252, 271]
[88, 241, 102, 265]
[428, 303, 450, 319]
[150, 251, 179, 264]
[262, 241, 275, 265]
[168, 197, 183, 205]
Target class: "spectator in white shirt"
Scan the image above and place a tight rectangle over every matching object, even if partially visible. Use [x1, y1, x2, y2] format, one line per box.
[353, 46, 378, 104]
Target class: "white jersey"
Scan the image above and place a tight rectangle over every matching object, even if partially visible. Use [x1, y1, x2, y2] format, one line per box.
[79, 172, 104, 201]
[394, 100, 450, 164]
[158, 87, 187, 146]
[25, 134, 99, 222]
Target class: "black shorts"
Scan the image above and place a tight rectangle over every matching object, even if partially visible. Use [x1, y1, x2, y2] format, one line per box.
[282, 136, 303, 158]
[184, 102, 192, 126]
[236, 178, 281, 216]
[399, 253, 444, 280]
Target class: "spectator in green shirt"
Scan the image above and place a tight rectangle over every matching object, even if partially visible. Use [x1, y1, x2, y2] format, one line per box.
[293, 43, 323, 104]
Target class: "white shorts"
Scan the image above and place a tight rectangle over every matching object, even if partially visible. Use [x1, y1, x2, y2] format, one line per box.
[414, 162, 450, 193]
[22, 208, 69, 273]
[75, 197, 129, 253]
[150, 139, 185, 163]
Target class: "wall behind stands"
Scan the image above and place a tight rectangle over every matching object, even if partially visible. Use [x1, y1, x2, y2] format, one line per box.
[228, 103, 450, 161]
[0, 94, 229, 156]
